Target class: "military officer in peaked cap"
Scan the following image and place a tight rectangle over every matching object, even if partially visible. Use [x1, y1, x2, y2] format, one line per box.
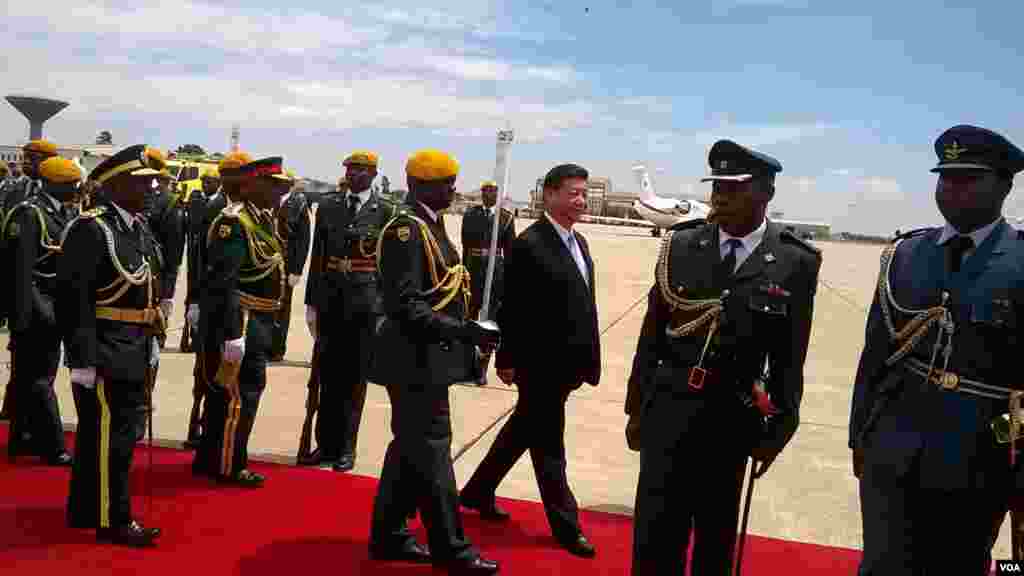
[59, 144, 167, 546]
[626, 140, 821, 574]
[2, 157, 81, 466]
[303, 151, 392, 471]
[369, 149, 500, 575]
[460, 180, 516, 385]
[192, 154, 287, 487]
[851, 125, 1024, 575]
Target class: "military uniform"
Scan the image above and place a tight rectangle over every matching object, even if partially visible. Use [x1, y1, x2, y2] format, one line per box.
[192, 155, 285, 487]
[460, 186, 515, 384]
[142, 153, 186, 348]
[626, 141, 821, 574]
[304, 151, 391, 469]
[181, 167, 220, 353]
[271, 172, 311, 360]
[851, 126, 1024, 575]
[369, 149, 498, 574]
[1, 158, 79, 465]
[59, 144, 167, 546]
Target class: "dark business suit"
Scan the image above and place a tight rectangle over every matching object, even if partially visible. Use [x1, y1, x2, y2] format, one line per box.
[626, 220, 820, 575]
[271, 190, 311, 359]
[369, 202, 481, 564]
[461, 215, 600, 544]
[850, 221, 1024, 575]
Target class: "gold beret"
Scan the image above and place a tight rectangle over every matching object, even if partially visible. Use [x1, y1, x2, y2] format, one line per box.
[481, 180, 498, 189]
[201, 165, 220, 178]
[23, 139, 58, 156]
[218, 151, 254, 172]
[343, 150, 379, 168]
[39, 157, 83, 184]
[406, 149, 459, 181]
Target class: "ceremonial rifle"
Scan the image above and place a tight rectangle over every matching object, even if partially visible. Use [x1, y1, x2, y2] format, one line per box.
[297, 338, 321, 464]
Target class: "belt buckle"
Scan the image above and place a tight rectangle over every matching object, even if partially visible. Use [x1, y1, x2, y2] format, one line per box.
[688, 367, 708, 391]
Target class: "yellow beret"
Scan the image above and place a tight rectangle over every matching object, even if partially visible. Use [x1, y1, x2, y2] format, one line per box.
[343, 150, 379, 168]
[481, 180, 498, 189]
[218, 151, 254, 172]
[406, 149, 459, 181]
[39, 157, 83, 184]
[201, 165, 220, 178]
[23, 139, 58, 156]
[133, 147, 171, 178]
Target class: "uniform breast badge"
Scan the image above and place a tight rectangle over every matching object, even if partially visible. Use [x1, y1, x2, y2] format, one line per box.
[218, 224, 232, 239]
[396, 226, 410, 242]
[6, 222, 18, 238]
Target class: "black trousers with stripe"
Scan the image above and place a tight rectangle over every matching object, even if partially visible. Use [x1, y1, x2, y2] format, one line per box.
[9, 328, 66, 458]
[194, 312, 271, 478]
[65, 376, 146, 530]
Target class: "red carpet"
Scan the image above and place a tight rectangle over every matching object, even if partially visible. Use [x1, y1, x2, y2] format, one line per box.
[0, 424, 861, 574]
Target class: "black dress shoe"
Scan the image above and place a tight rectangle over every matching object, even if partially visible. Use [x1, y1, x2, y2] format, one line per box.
[332, 454, 355, 472]
[97, 520, 160, 547]
[47, 451, 73, 467]
[369, 539, 431, 563]
[562, 534, 596, 558]
[460, 495, 510, 522]
[437, 556, 500, 575]
[217, 469, 265, 487]
[297, 448, 323, 466]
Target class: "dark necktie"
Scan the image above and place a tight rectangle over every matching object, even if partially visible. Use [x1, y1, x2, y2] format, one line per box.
[720, 238, 742, 280]
[947, 234, 974, 273]
[347, 194, 359, 219]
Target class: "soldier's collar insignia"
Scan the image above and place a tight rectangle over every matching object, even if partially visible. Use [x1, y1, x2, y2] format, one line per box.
[698, 238, 711, 247]
[764, 253, 775, 263]
[396, 226, 411, 242]
[944, 140, 968, 160]
[218, 224, 232, 239]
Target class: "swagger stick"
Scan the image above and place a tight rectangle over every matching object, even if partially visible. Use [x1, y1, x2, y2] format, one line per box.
[735, 457, 757, 576]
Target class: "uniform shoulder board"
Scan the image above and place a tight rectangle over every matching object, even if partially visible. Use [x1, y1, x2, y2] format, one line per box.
[79, 206, 107, 220]
[780, 227, 822, 256]
[667, 218, 707, 233]
[891, 227, 933, 242]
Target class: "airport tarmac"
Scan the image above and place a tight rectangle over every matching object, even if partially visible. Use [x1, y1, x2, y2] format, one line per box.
[0, 213, 1012, 558]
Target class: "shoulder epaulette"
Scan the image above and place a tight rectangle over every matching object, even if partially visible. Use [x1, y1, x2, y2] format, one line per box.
[780, 227, 822, 256]
[667, 218, 707, 233]
[892, 227, 934, 242]
[79, 206, 107, 220]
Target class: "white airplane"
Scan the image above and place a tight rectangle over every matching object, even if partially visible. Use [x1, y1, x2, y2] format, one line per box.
[631, 164, 710, 237]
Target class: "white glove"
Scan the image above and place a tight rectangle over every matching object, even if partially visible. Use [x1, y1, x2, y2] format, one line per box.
[159, 299, 173, 321]
[305, 306, 317, 337]
[223, 337, 245, 363]
[187, 304, 200, 329]
[288, 273, 301, 287]
[150, 338, 160, 367]
[70, 367, 97, 389]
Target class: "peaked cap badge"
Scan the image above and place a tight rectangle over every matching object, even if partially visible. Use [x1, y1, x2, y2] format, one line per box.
[944, 140, 968, 161]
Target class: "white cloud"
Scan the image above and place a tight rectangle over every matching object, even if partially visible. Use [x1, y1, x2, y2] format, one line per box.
[693, 121, 834, 149]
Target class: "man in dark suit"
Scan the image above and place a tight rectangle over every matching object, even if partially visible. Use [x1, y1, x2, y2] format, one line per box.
[142, 153, 186, 349]
[302, 151, 391, 471]
[369, 149, 500, 575]
[851, 125, 1024, 575]
[460, 163, 600, 558]
[59, 144, 167, 547]
[626, 140, 821, 574]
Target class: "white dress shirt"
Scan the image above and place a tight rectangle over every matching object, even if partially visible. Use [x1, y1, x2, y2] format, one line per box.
[348, 188, 372, 213]
[719, 217, 767, 273]
[545, 212, 589, 286]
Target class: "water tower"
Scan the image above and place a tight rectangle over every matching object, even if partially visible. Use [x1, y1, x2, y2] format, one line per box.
[5, 95, 69, 140]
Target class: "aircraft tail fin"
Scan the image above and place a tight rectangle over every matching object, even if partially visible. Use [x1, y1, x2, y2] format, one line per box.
[632, 163, 657, 203]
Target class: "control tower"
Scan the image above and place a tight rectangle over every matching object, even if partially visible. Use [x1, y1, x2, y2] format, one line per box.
[5, 95, 69, 140]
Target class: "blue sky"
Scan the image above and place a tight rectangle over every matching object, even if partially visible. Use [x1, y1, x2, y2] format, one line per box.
[2, 0, 1023, 235]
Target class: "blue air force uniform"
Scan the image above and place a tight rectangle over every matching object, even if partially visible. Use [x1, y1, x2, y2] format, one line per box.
[851, 125, 1024, 575]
